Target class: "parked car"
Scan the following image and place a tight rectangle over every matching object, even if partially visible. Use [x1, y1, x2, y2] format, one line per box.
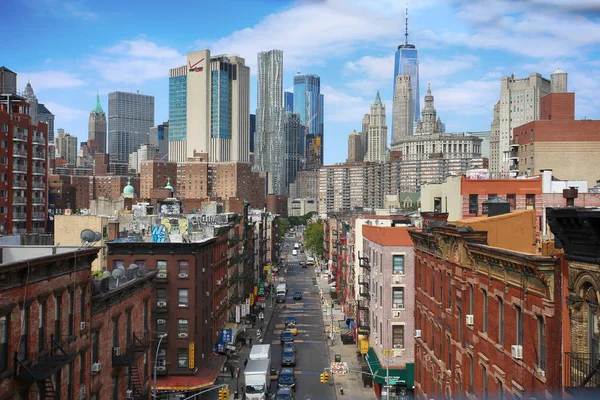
[283, 342, 296, 353]
[277, 368, 297, 391]
[280, 330, 294, 345]
[293, 291, 302, 300]
[275, 387, 295, 400]
[281, 350, 296, 367]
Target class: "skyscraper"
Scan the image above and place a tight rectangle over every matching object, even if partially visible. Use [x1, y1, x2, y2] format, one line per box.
[108, 91, 154, 163]
[393, 7, 419, 134]
[283, 111, 302, 195]
[347, 130, 361, 162]
[293, 73, 324, 170]
[37, 104, 55, 143]
[23, 81, 38, 125]
[56, 129, 78, 165]
[364, 91, 388, 163]
[88, 93, 107, 155]
[392, 75, 413, 146]
[172, 50, 250, 163]
[249, 113, 256, 154]
[255, 49, 285, 195]
[284, 91, 294, 112]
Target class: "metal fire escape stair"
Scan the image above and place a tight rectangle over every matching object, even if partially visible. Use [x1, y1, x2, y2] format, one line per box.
[40, 377, 55, 399]
[129, 362, 144, 399]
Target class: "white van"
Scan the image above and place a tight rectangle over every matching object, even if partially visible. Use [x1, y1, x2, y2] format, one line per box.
[292, 250, 298, 256]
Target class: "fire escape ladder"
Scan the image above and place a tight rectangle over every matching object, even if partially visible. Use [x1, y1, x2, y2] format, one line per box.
[39, 377, 56, 399]
[129, 361, 144, 398]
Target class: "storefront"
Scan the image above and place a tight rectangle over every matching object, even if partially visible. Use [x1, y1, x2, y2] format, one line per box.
[365, 348, 414, 400]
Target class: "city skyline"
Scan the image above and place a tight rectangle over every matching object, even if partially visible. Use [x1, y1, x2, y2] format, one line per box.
[3, 0, 600, 165]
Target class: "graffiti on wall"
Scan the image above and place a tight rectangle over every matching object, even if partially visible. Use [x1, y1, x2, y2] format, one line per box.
[187, 214, 228, 231]
[151, 224, 167, 242]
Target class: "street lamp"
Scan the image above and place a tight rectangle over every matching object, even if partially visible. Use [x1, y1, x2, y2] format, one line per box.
[386, 318, 390, 400]
[154, 333, 168, 398]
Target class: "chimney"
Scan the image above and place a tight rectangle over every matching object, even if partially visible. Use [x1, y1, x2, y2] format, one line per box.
[563, 186, 578, 207]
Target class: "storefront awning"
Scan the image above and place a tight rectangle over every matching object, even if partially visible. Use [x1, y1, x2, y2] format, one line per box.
[365, 348, 414, 387]
[155, 353, 226, 391]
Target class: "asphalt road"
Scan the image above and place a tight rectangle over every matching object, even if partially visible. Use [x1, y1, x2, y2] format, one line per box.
[265, 236, 336, 400]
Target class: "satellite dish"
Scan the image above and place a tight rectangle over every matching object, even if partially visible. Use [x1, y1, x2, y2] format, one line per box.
[112, 269, 125, 279]
[81, 229, 96, 243]
[102, 271, 111, 277]
[93, 232, 102, 242]
[128, 263, 138, 270]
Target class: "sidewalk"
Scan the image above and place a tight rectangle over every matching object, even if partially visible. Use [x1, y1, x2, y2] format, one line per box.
[316, 269, 377, 400]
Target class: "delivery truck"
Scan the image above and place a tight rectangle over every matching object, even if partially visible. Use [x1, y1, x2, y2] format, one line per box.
[249, 344, 271, 362]
[244, 359, 270, 400]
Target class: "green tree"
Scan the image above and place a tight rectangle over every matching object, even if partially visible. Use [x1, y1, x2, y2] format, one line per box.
[278, 218, 290, 241]
[304, 221, 324, 258]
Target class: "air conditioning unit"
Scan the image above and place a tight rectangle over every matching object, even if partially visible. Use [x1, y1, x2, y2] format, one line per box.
[206, 291, 210, 297]
[113, 347, 121, 356]
[91, 362, 102, 373]
[157, 319, 166, 324]
[466, 314, 474, 326]
[511, 345, 523, 359]
[178, 273, 188, 279]
[414, 329, 421, 338]
[157, 366, 166, 372]
[178, 332, 188, 338]
[79, 386, 86, 400]
[157, 272, 167, 279]
[392, 275, 403, 284]
[80, 322, 86, 331]
[202, 268, 206, 273]
[216, 279, 222, 285]
[126, 389, 133, 399]
[157, 301, 167, 307]
[393, 311, 401, 318]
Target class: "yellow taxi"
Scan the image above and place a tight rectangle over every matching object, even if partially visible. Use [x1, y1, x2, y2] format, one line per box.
[286, 322, 298, 336]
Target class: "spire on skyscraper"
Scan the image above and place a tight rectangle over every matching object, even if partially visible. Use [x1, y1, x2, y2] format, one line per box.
[405, 1, 409, 46]
[92, 92, 104, 114]
[374, 91, 382, 106]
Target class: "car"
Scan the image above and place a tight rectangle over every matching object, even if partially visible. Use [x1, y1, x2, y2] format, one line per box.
[280, 330, 294, 345]
[292, 250, 298, 256]
[285, 316, 296, 325]
[281, 350, 296, 367]
[277, 368, 297, 391]
[286, 322, 298, 336]
[282, 342, 296, 353]
[293, 292, 302, 300]
[276, 293, 286, 303]
[275, 387, 295, 400]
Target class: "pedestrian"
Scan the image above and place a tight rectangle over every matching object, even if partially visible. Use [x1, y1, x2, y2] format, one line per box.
[244, 358, 248, 367]
[249, 337, 253, 347]
[230, 365, 235, 379]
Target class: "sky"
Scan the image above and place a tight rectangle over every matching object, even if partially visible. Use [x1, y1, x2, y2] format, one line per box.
[2, 0, 600, 164]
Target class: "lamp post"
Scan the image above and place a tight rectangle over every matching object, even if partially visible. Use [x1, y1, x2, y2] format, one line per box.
[154, 333, 168, 398]
[386, 318, 390, 400]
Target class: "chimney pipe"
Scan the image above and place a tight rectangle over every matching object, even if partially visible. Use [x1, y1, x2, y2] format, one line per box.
[563, 186, 578, 207]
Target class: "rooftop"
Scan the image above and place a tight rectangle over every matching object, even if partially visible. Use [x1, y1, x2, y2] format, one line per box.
[362, 225, 414, 247]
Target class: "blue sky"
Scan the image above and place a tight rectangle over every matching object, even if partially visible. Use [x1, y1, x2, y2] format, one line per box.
[2, 0, 600, 164]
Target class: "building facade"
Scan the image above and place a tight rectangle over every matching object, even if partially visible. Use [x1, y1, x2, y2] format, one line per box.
[347, 130, 361, 163]
[108, 91, 155, 164]
[392, 75, 413, 146]
[365, 92, 388, 163]
[140, 160, 178, 199]
[293, 73, 324, 170]
[148, 122, 169, 160]
[168, 65, 188, 162]
[318, 163, 366, 214]
[56, 129, 78, 166]
[88, 93, 107, 155]
[393, 13, 420, 132]
[283, 111, 302, 196]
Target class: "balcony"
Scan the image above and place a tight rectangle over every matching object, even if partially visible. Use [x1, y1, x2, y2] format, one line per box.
[564, 352, 600, 398]
[32, 167, 46, 175]
[31, 228, 46, 234]
[33, 136, 45, 144]
[14, 334, 76, 383]
[32, 212, 45, 220]
[357, 299, 369, 311]
[32, 182, 46, 190]
[13, 180, 27, 189]
[112, 332, 149, 367]
[12, 148, 27, 157]
[359, 256, 371, 271]
[13, 196, 27, 205]
[13, 163, 27, 172]
[13, 212, 27, 220]
[32, 152, 45, 160]
[13, 132, 27, 141]
[32, 198, 45, 205]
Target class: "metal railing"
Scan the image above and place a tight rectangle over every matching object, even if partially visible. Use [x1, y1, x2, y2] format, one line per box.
[32, 167, 46, 174]
[32, 198, 45, 205]
[12, 149, 27, 157]
[13, 132, 27, 141]
[32, 136, 45, 144]
[32, 212, 45, 220]
[13, 196, 26, 204]
[564, 352, 600, 396]
[12, 213, 26, 220]
[32, 182, 46, 189]
[32, 152, 45, 159]
[12, 163, 27, 172]
[13, 180, 26, 188]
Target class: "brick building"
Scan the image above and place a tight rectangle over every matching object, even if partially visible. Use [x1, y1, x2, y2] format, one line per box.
[547, 207, 600, 399]
[140, 160, 177, 199]
[511, 92, 600, 186]
[0, 91, 48, 234]
[90, 266, 156, 400]
[361, 225, 415, 398]
[409, 210, 562, 399]
[0, 246, 99, 399]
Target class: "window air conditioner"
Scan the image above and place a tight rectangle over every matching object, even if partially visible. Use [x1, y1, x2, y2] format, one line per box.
[80, 322, 86, 331]
[91, 362, 102, 373]
[511, 345, 523, 359]
[157, 366, 166, 372]
[466, 314, 474, 326]
[126, 389, 133, 399]
[157, 301, 167, 307]
[178, 273, 188, 279]
[217, 279, 222, 285]
[178, 332, 188, 338]
[157, 272, 167, 279]
[113, 347, 121, 356]
[414, 329, 421, 338]
[157, 319, 166, 324]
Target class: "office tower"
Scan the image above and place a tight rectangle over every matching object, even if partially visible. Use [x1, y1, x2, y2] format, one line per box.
[489, 72, 552, 176]
[56, 129, 78, 165]
[360, 114, 370, 161]
[168, 65, 187, 162]
[364, 91, 387, 163]
[293, 73, 324, 170]
[347, 130, 361, 162]
[255, 49, 285, 195]
[149, 121, 169, 159]
[391, 75, 413, 146]
[393, 6, 419, 133]
[250, 114, 256, 154]
[22, 80, 55, 142]
[176, 50, 250, 163]
[284, 91, 294, 111]
[23, 81, 39, 125]
[108, 91, 154, 163]
[88, 93, 107, 155]
[37, 104, 55, 143]
[0, 66, 17, 95]
[283, 111, 302, 195]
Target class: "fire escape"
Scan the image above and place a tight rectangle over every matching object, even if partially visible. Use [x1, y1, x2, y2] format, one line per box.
[14, 334, 76, 399]
[112, 332, 150, 399]
[357, 253, 371, 336]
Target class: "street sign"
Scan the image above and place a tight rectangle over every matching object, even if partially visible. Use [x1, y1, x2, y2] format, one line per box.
[188, 343, 195, 369]
[221, 329, 233, 343]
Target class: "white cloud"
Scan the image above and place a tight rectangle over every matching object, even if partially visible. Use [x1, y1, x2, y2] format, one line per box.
[18, 71, 86, 91]
[45, 102, 88, 121]
[420, 54, 479, 85]
[89, 38, 186, 85]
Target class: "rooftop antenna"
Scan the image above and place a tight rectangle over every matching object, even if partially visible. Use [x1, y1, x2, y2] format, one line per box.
[405, 1, 409, 46]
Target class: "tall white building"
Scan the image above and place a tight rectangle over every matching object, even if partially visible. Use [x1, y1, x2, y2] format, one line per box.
[254, 49, 285, 194]
[364, 91, 388, 163]
[391, 75, 413, 146]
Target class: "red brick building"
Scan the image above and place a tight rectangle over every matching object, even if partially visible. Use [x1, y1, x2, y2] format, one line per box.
[409, 211, 563, 400]
[0, 92, 48, 234]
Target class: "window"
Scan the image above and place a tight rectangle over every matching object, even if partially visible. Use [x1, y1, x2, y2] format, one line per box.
[447, 335, 452, 369]
[113, 317, 119, 347]
[392, 325, 404, 349]
[177, 349, 188, 370]
[178, 319, 189, 334]
[392, 255, 404, 274]
[458, 307, 463, 343]
[178, 260, 189, 275]
[143, 301, 148, 333]
[379, 322, 383, 346]
[112, 260, 124, 269]
[126, 310, 132, 346]
[55, 295, 62, 337]
[498, 298, 504, 344]
[469, 354, 474, 394]
[39, 301, 46, 351]
[92, 330, 99, 363]
[178, 289, 189, 307]
[440, 272, 444, 304]
[516, 306, 523, 346]
[157, 261, 167, 272]
[157, 288, 167, 302]
[80, 353, 85, 384]
[434, 197, 442, 213]
[0, 316, 8, 372]
[537, 315, 546, 371]
[134, 260, 145, 268]
[507, 194, 516, 210]
[68, 290, 75, 336]
[469, 285, 474, 315]
[81, 287, 86, 330]
[392, 287, 404, 308]
[380, 285, 382, 307]
[19, 306, 29, 360]
[526, 194, 536, 210]
[448, 277, 452, 309]
[482, 290, 488, 333]
[483, 366, 488, 400]
[497, 379, 504, 400]
[469, 194, 479, 215]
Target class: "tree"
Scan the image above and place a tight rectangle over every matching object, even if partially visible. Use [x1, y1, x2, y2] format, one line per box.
[278, 218, 290, 241]
[304, 221, 324, 258]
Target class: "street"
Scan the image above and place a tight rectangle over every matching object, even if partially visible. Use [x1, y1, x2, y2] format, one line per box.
[264, 235, 337, 399]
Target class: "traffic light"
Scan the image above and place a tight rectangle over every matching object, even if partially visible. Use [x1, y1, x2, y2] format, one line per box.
[222, 388, 230, 399]
[320, 373, 325, 383]
[320, 372, 330, 383]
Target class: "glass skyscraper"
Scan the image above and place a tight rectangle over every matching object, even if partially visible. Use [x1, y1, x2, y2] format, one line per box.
[168, 67, 187, 142]
[393, 14, 420, 130]
[293, 73, 323, 169]
[108, 91, 154, 163]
